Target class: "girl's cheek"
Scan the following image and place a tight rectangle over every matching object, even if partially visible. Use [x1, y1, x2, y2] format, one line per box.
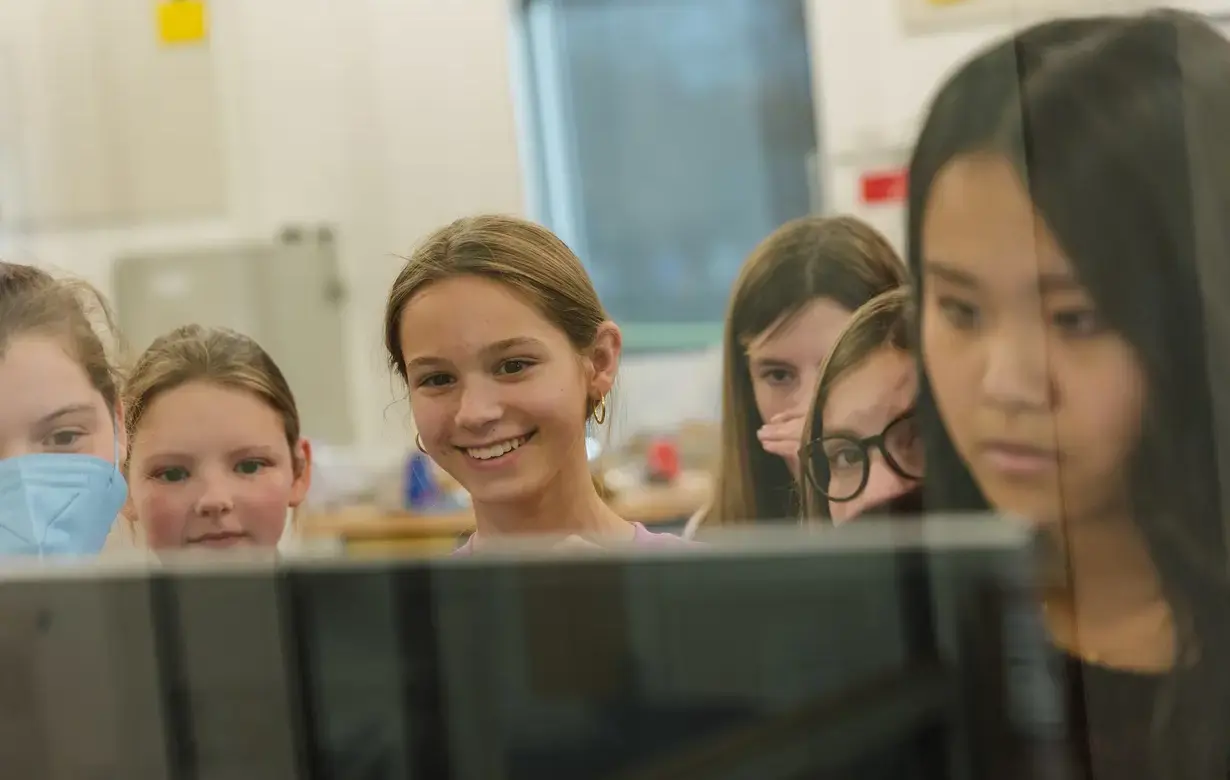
[139, 490, 188, 548]
[240, 475, 298, 545]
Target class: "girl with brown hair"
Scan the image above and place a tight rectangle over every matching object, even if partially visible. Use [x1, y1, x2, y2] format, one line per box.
[123, 325, 311, 549]
[0, 262, 128, 556]
[385, 214, 689, 551]
[686, 216, 906, 536]
[799, 287, 923, 524]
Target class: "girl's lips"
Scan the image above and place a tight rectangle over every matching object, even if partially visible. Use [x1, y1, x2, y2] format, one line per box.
[189, 531, 250, 548]
[978, 440, 1060, 477]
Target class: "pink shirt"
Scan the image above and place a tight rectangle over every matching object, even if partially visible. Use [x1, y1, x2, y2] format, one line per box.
[452, 523, 696, 556]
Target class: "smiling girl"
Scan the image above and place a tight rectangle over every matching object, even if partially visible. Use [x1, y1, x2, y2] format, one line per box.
[123, 325, 311, 550]
[385, 215, 688, 551]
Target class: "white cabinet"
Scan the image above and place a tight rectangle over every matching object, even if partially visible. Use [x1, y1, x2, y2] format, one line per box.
[113, 231, 355, 446]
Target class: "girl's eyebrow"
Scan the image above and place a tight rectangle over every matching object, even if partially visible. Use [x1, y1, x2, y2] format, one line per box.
[824, 407, 916, 442]
[405, 337, 548, 372]
[230, 445, 280, 459]
[34, 403, 94, 427]
[923, 260, 980, 289]
[926, 258, 1080, 295]
[749, 357, 794, 369]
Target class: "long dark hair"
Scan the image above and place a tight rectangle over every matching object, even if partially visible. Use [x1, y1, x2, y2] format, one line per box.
[908, 12, 1230, 778]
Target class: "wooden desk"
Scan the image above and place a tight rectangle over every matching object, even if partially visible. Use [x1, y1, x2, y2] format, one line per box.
[298, 471, 711, 554]
[609, 471, 709, 525]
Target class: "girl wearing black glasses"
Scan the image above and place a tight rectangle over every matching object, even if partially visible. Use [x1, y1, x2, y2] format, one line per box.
[800, 287, 924, 523]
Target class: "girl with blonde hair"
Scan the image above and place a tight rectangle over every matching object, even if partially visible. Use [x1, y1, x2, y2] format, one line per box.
[123, 325, 311, 549]
[385, 214, 690, 551]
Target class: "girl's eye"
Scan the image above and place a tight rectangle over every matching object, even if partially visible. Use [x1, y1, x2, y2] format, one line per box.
[499, 359, 534, 376]
[418, 373, 454, 389]
[760, 368, 795, 386]
[1052, 308, 1102, 337]
[155, 467, 190, 484]
[44, 429, 83, 449]
[235, 459, 267, 476]
[826, 446, 866, 471]
[936, 296, 980, 330]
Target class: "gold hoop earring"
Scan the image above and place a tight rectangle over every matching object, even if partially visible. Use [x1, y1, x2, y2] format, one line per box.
[592, 396, 607, 425]
[416, 433, 427, 453]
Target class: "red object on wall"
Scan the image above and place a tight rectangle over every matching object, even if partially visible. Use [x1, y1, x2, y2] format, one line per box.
[860, 169, 908, 204]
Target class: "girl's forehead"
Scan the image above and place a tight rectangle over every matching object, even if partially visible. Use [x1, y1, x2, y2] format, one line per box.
[746, 298, 851, 361]
[823, 350, 916, 433]
[401, 278, 570, 361]
[922, 155, 1080, 297]
[0, 335, 102, 429]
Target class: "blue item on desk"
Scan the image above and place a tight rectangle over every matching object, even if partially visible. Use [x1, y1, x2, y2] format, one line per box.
[404, 452, 440, 511]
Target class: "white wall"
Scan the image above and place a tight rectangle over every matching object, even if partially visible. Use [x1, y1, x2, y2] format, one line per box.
[0, 0, 525, 452]
[807, 0, 1009, 251]
[808, 0, 1228, 250]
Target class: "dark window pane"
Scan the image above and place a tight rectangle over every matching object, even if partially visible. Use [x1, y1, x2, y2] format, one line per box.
[526, 0, 819, 324]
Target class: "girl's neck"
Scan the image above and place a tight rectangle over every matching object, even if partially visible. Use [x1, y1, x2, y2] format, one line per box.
[470, 459, 633, 542]
[1039, 512, 1175, 671]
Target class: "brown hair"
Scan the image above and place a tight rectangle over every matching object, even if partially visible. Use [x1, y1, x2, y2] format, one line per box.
[0, 262, 123, 414]
[384, 214, 611, 420]
[123, 325, 304, 474]
[800, 287, 914, 519]
[707, 216, 907, 527]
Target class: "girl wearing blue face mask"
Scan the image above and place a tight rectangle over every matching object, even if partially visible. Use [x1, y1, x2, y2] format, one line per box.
[0, 263, 128, 557]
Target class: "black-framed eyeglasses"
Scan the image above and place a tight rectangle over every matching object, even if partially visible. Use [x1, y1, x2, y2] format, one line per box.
[800, 411, 924, 503]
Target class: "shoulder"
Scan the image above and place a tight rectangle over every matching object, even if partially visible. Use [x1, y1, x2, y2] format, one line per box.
[632, 522, 703, 547]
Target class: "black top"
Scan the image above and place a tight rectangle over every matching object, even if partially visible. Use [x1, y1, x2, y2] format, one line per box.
[987, 636, 1170, 780]
[1062, 654, 1163, 780]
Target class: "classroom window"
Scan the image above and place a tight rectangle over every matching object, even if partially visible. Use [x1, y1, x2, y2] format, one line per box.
[521, 0, 820, 351]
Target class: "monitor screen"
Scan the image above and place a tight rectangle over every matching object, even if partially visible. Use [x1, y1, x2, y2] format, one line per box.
[284, 518, 1049, 780]
[0, 518, 1053, 780]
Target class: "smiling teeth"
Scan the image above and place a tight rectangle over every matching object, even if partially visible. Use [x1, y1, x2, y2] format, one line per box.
[466, 435, 529, 461]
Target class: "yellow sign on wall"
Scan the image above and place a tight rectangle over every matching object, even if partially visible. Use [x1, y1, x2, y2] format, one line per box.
[157, 0, 208, 45]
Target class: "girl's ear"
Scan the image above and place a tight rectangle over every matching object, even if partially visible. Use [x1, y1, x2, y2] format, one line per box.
[587, 321, 622, 398]
[288, 438, 313, 508]
[119, 490, 142, 549]
[121, 495, 137, 525]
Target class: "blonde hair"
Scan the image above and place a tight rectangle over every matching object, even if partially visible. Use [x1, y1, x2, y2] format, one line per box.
[123, 325, 304, 475]
[800, 287, 914, 519]
[0, 262, 123, 414]
[384, 214, 611, 420]
[708, 216, 906, 527]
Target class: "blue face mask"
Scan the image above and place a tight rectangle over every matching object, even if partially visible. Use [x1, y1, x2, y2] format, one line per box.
[0, 437, 128, 558]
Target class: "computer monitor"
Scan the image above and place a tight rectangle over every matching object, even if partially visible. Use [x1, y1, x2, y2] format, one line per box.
[0, 553, 305, 780]
[285, 517, 1052, 780]
[0, 517, 1053, 780]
